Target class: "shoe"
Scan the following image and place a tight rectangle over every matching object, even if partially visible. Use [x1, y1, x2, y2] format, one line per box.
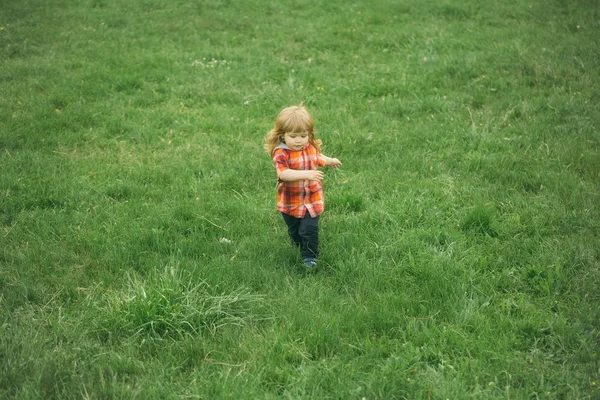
[303, 258, 317, 268]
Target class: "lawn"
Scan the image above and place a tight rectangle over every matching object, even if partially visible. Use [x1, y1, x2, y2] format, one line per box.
[1, 0, 599, 398]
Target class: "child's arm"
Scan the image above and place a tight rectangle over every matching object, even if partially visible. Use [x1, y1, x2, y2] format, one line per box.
[320, 155, 342, 168]
[278, 169, 324, 182]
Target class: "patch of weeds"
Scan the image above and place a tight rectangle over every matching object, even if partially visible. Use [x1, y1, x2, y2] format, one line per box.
[522, 180, 544, 194]
[104, 182, 137, 201]
[522, 263, 564, 296]
[85, 262, 263, 342]
[328, 193, 365, 213]
[418, 230, 452, 251]
[434, 4, 478, 20]
[461, 205, 498, 237]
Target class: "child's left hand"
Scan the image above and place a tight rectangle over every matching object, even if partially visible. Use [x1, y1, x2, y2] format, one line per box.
[328, 158, 342, 168]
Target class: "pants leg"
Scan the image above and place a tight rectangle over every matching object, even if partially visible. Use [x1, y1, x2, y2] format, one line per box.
[281, 213, 320, 260]
[299, 214, 320, 259]
[281, 213, 302, 247]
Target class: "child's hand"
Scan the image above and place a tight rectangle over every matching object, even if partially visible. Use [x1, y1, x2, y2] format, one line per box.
[306, 170, 324, 181]
[328, 158, 342, 168]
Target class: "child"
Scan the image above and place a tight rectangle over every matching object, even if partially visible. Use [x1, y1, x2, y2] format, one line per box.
[264, 105, 342, 268]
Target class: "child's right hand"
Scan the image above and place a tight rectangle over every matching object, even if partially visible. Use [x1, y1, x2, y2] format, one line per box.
[306, 170, 324, 181]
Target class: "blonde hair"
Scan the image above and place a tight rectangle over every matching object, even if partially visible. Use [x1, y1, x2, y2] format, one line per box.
[264, 105, 322, 155]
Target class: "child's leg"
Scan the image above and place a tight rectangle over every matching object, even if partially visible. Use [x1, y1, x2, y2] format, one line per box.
[298, 214, 320, 260]
[281, 213, 302, 247]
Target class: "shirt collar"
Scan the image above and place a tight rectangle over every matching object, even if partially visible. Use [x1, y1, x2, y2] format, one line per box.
[275, 143, 309, 151]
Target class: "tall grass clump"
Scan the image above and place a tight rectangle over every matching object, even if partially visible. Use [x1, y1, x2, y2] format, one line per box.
[86, 262, 264, 342]
[461, 204, 497, 237]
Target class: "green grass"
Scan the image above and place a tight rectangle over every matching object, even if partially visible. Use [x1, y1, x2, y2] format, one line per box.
[1, 0, 599, 398]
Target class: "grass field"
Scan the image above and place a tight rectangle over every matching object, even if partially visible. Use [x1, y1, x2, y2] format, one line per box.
[1, 0, 599, 398]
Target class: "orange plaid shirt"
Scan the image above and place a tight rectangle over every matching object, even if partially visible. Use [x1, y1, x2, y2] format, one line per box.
[272, 143, 327, 218]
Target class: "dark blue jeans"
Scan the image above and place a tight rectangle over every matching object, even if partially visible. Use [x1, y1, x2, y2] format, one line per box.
[281, 213, 320, 260]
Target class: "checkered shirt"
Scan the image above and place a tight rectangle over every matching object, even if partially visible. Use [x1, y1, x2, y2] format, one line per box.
[272, 143, 327, 218]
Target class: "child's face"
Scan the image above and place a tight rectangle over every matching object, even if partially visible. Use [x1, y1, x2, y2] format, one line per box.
[283, 132, 309, 150]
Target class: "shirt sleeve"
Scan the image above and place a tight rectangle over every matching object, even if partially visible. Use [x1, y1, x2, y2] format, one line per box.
[272, 148, 289, 177]
[317, 154, 327, 167]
